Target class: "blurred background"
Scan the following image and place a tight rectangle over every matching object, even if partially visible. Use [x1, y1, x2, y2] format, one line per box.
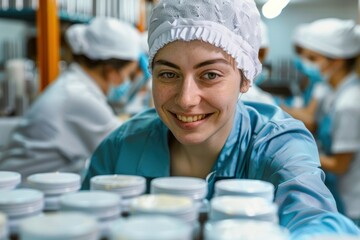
[0, 0, 358, 145]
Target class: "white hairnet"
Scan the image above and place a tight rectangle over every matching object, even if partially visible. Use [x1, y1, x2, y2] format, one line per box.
[295, 18, 360, 58]
[292, 25, 306, 46]
[66, 17, 141, 61]
[260, 20, 269, 48]
[148, 0, 262, 81]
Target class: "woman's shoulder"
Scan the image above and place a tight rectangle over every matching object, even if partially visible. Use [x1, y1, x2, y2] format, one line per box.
[240, 101, 309, 138]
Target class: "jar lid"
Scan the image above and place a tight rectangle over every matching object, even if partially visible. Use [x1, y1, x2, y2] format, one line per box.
[209, 196, 278, 223]
[0, 189, 44, 217]
[215, 179, 274, 201]
[130, 194, 198, 223]
[151, 177, 207, 200]
[110, 215, 192, 240]
[26, 172, 81, 195]
[204, 219, 289, 240]
[59, 190, 121, 219]
[0, 171, 21, 190]
[90, 175, 146, 198]
[19, 212, 99, 240]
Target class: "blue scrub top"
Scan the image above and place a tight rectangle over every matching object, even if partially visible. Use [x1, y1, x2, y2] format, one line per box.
[82, 101, 359, 239]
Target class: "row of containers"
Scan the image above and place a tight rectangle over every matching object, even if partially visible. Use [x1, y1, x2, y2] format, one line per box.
[0, 171, 357, 240]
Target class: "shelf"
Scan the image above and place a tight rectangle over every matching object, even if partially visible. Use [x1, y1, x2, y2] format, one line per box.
[0, 9, 92, 23]
[0, 8, 36, 21]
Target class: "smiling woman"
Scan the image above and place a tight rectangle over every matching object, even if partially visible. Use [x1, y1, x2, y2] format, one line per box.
[152, 41, 244, 149]
[81, 0, 360, 239]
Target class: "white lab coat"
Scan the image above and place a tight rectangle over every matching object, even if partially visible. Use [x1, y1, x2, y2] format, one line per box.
[0, 63, 122, 178]
[317, 72, 360, 219]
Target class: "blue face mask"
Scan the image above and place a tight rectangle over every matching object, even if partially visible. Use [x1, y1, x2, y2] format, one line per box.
[293, 56, 304, 73]
[107, 79, 132, 103]
[296, 58, 324, 84]
[138, 53, 151, 80]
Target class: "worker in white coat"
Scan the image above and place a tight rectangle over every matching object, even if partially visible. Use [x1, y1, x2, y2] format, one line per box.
[241, 20, 276, 105]
[282, 24, 331, 132]
[0, 17, 141, 178]
[295, 18, 360, 226]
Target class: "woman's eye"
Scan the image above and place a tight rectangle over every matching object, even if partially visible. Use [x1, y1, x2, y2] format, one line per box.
[159, 72, 177, 79]
[203, 72, 219, 80]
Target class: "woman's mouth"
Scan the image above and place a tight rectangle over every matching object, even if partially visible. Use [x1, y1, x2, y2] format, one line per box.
[175, 114, 208, 123]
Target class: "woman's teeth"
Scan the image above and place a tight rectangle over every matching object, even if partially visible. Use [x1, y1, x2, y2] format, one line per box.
[176, 114, 206, 123]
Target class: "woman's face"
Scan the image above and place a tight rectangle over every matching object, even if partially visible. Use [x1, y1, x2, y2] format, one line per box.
[301, 48, 334, 74]
[152, 40, 245, 146]
[107, 61, 138, 89]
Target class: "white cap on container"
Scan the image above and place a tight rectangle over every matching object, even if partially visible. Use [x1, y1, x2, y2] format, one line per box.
[0, 171, 21, 190]
[90, 175, 146, 198]
[0, 189, 44, 217]
[59, 190, 121, 220]
[204, 219, 289, 240]
[130, 194, 198, 223]
[215, 179, 274, 201]
[209, 196, 278, 223]
[151, 177, 207, 200]
[26, 172, 81, 195]
[19, 212, 99, 240]
[110, 215, 192, 240]
[0, 212, 8, 240]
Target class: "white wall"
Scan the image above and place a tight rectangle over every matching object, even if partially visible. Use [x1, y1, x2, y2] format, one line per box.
[261, 0, 359, 62]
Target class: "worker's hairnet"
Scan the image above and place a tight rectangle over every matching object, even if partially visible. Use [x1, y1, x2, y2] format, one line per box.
[292, 25, 306, 46]
[260, 20, 269, 49]
[295, 18, 360, 59]
[66, 17, 141, 61]
[147, 0, 262, 81]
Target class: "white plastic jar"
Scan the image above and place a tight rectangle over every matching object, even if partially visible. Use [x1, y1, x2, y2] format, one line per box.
[214, 179, 275, 202]
[209, 196, 279, 223]
[59, 190, 121, 239]
[204, 219, 289, 240]
[0, 189, 44, 235]
[90, 174, 146, 213]
[0, 212, 8, 240]
[19, 212, 99, 240]
[130, 194, 200, 238]
[129, 194, 198, 224]
[0, 171, 21, 190]
[110, 215, 192, 240]
[150, 176, 208, 213]
[26, 172, 81, 211]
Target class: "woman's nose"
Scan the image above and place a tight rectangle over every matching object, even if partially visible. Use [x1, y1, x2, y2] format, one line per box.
[175, 76, 201, 109]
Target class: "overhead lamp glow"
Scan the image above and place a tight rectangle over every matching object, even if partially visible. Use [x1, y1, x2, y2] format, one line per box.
[262, 2, 282, 19]
[262, 0, 290, 19]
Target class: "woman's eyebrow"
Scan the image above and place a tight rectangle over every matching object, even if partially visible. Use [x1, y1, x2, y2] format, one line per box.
[153, 60, 180, 69]
[194, 59, 231, 69]
[154, 58, 231, 70]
